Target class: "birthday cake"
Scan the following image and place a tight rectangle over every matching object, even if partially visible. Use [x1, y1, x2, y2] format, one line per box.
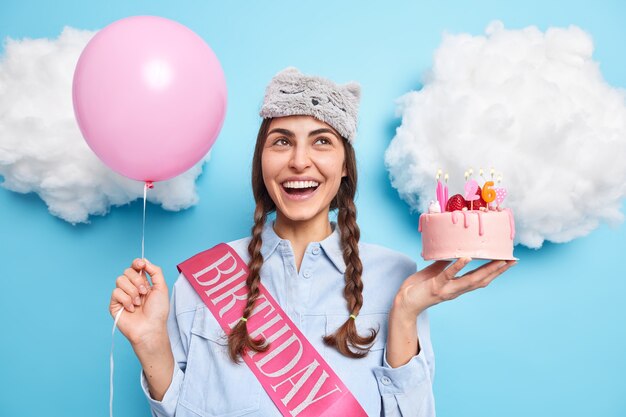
[419, 169, 516, 261]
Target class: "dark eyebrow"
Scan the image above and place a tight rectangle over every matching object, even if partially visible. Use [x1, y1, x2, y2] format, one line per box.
[267, 128, 339, 139]
[308, 128, 339, 139]
[267, 128, 294, 138]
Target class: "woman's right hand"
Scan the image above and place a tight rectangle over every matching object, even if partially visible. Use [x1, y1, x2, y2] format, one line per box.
[109, 258, 170, 348]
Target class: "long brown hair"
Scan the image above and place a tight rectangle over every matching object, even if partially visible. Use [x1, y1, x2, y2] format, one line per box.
[227, 117, 378, 363]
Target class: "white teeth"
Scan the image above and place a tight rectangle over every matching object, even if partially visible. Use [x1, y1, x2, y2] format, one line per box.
[283, 180, 320, 189]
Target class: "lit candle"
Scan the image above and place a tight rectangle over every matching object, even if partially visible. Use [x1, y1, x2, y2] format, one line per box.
[495, 188, 507, 208]
[443, 173, 449, 211]
[436, 169, 444, 212]
[494, 174, 507, 208]
[464, 178, 480, 210]
[481, 181, 496, 203]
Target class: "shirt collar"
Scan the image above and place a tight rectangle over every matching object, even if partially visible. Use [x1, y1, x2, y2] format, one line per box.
[260, 220, 346, 274]
[319, 222, 346, 274]
[259, 220, 282, 261]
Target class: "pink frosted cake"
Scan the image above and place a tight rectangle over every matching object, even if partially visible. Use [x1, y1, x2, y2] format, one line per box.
[419, 170, 516, 261]
[419, 208, 516, 260]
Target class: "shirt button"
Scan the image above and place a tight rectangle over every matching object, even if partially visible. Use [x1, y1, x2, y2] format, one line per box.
[381, 376, 392, 385]
[312, 247, 320, 255]
[303, 270, 311, 279]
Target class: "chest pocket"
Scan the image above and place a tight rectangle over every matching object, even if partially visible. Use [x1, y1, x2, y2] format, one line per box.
[324, 312, 388, 359]
[179, 305, 262, 417]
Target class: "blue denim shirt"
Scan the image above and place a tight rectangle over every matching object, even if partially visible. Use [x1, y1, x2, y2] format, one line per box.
[140, 220, 436, 416]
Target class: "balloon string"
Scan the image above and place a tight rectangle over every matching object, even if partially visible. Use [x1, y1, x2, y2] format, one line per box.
[110, 181, 151, 417]
[141, 181, 152, 263]
[110, 303, 124, 417]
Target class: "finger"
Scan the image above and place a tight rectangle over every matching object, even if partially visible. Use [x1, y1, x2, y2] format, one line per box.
[116, 275, 142, 306]
[458, 260, 510, 282]
[420, 260, 453, 277]
[124, 267, 149, 295]
[448, 260, 511, 294]
[132, 258, 146, 271]
[132, 259, 152, 291]
[475, 261, 517, 289]
[442, 257, 472, 280]
[112, 287, 135, 312]
[473, 260, 511, 276]
[142, 259, 166, 291]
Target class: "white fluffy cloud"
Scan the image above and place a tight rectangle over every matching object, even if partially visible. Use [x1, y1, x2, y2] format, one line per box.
[0, 27, 208, 224]
[385, 21, 626, 249]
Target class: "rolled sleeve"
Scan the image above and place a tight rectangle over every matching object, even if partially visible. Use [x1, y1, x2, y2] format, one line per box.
[372, 347, 435, 416]
[139, 364, 185, 417]
[374, 345, 432, 394]
[372, 308, 436, 416]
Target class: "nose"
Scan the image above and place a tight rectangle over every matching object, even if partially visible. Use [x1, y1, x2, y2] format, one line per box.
[288, 144, 311, 171]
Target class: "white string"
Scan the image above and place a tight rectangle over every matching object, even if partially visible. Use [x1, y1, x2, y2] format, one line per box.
[110, 181, 149, 417]
[110, 306, 124, 417]
[141, 181, 148, 262]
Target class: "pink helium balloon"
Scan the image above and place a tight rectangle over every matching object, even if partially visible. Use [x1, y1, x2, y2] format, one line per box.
[72, 15, 227, 182]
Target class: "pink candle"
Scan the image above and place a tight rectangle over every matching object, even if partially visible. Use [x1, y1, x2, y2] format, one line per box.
[464, 179, 480, 210]
[436, 169, 445, 212]
[436, 180, 444, 212]
[443, 173, 449, 211]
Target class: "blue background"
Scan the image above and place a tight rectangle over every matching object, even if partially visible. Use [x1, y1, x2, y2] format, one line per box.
[1, 1, 625, 416]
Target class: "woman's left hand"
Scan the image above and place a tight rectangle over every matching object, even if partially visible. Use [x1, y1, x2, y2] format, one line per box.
[394, 258, 517, 318]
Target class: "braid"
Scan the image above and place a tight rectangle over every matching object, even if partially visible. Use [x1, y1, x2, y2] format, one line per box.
[226, 202, 272, 363]
[322, 178, 378, 358]
[338, 192, 364, 314]
[226, 118, 275, 363]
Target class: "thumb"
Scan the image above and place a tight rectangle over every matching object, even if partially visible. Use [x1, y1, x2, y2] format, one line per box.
[142, 259, 167, 290]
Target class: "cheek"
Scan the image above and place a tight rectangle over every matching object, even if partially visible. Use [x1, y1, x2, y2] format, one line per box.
[261, 154, 279, 183]
[261, 152, 290, 197]
[317, 153, 345, 182]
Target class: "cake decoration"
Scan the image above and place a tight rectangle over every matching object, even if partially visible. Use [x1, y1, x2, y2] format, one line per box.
[428, 200, 442, 214]
[445, 194, 466, 212]
[420, 167, 516, 261]
[435, 169, 449, 212]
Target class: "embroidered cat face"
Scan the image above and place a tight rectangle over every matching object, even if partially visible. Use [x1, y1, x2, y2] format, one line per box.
[259, 67, 360, 142]
[276, 79, 347, 113]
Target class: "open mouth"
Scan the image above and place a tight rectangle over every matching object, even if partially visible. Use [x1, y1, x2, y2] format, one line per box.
[281, 180, 320, 198]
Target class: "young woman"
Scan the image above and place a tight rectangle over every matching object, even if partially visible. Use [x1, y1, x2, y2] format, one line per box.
[109, 67, 515, 417]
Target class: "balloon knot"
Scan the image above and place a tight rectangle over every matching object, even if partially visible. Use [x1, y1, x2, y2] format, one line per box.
[145, 181, 154, 189]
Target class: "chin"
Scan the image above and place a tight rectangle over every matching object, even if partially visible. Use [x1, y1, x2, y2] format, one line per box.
[276, 204, 326, 223]
[280, 210, 318, 222]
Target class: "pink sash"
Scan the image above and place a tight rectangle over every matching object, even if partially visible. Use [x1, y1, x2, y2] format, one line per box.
[177, 243, 368, 417]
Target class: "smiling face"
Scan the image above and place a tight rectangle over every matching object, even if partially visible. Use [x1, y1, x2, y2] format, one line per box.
[261, 115, 347, 225]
